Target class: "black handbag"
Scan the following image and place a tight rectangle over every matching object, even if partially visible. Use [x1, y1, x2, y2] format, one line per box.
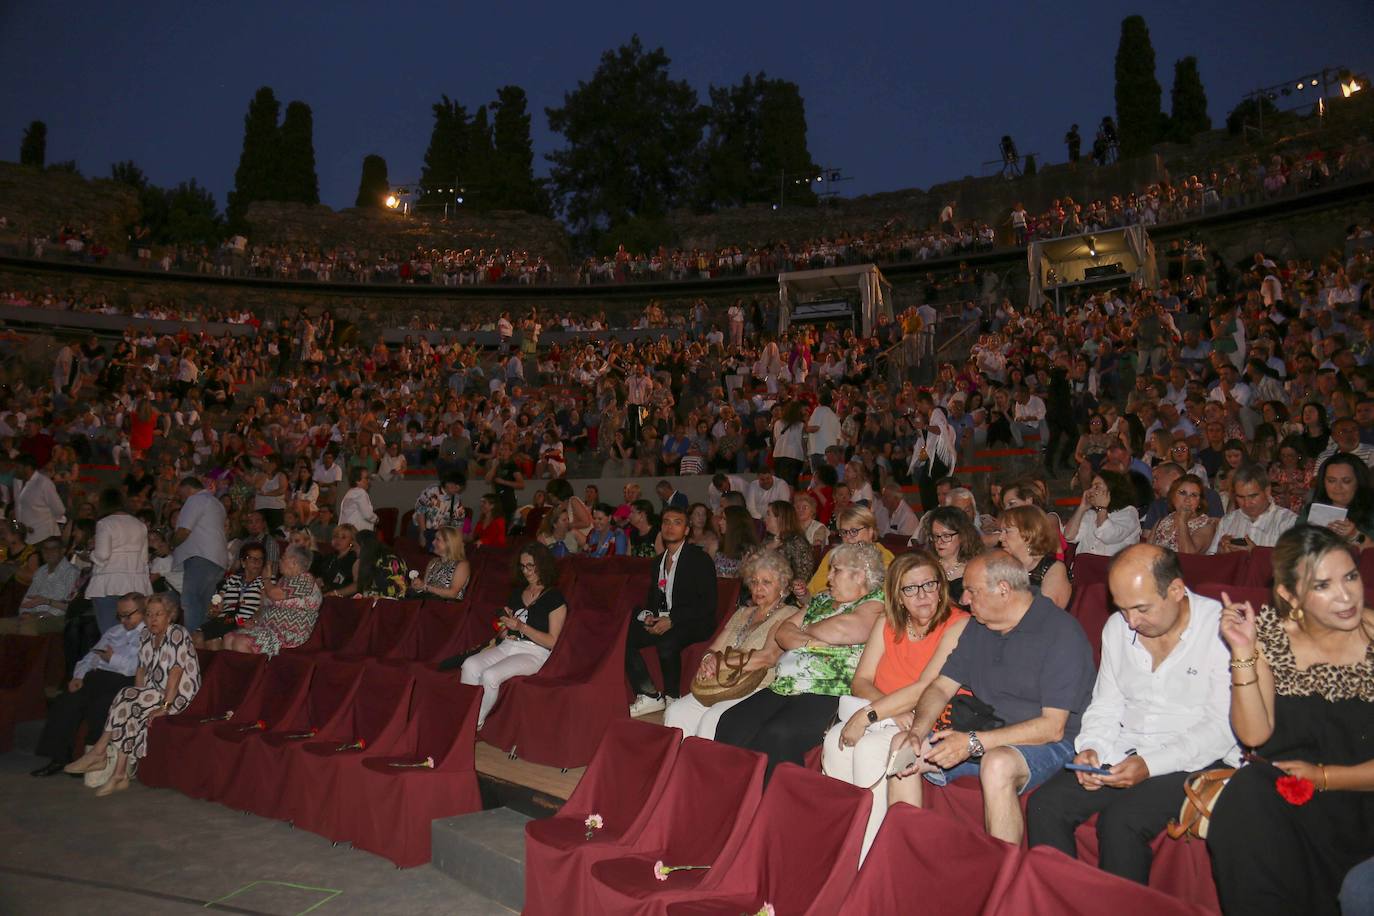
[948, 693, 1005, 732]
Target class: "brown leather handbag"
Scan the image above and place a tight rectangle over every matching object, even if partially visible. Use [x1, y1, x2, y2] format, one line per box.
[1167, 768, 1236, 840]
[690, 647, 768, 707]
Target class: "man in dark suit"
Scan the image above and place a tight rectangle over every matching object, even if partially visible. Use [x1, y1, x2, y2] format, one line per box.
[626, 506, 718, 716]
[655, 480, 689, 513]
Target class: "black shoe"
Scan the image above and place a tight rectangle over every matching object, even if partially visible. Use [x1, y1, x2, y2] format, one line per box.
[30, 760, 66, 778]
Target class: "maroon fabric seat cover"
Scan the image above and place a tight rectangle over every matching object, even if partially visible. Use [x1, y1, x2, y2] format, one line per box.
[402, 599, 473, 665]
[847, 802, 1016, 915]
[0, 635, 52, 752]
[1176, 552, 1247, 588]
[434, 563, 513, 662]
[281, 662, 416, 839]
[375, 507, 399, 543]
[653, 764, 871, 916]
[140, 652, 264, 793]
[1066, 581, 1112, 665]
[1069, 553, 1112, 591]
[334, 599, 422, 661]
[192, 653, 316, 800]
[1073, 816, 1222, 913]
[283, 597, 374, 655]
[215, 657, 363, 817]
[984, 847, 1215, 916]
[338, 673, 483, 867]
[479, 573, 633, 768]
[586, 738, 767, 915]
[1192, 582, 1271, 614]
[1240, 546, 1275, 587]
[924, 777, 1033, 838]
[524, 719, 683, 916]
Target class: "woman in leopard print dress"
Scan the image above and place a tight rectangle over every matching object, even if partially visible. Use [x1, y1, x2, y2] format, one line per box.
[1210, 525, 1374, 916]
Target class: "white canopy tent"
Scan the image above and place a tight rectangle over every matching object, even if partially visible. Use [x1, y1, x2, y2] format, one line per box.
[1027, 226, 1158, 311]
[777, 263, 893, 338]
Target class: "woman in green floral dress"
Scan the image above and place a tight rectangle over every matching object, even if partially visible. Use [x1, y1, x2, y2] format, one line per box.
[715, 542, 887, 775]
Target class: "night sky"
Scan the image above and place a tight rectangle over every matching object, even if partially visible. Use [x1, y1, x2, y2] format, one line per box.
[2, 1, 1370, 215]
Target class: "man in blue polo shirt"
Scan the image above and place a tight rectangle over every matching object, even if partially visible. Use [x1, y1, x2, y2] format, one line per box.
[888, 550, 1096, 844]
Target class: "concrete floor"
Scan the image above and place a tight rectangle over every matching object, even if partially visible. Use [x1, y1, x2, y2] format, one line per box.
[0, 743, 512, 916]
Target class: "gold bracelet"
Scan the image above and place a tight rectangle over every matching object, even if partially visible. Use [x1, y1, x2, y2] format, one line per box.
[1229, 655, 1257, 669]
[1230, 676, 1258, 687]
[1319, 764, 1329, 791]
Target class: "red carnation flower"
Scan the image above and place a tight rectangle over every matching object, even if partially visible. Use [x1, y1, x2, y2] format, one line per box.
[493, 620, 505, 632]
[357, 737, 367, 750]
[1276, 774, 1315, 806]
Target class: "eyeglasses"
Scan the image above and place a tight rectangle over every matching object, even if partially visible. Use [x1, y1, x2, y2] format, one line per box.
[838, 526, 869, 538]
[900, 580, 940, 597]
[931, 531, 958, 542]
[116, 611, 141, 620]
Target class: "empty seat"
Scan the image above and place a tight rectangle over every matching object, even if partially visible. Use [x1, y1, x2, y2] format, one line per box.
[984, 847, 1214, 916]
[585, 738, 767, 915]
[525, 719, 683, 916]
[283, 597, 374, 655]
[334, 599, 423, 661]
[656, 764, 871, 916]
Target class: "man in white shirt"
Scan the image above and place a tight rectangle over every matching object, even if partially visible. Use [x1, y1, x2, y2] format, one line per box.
[339, 468, 379, 532]
[707, 472, 748, 514]
[1028, 545, 1238, 884]
[1208, 465, 1298, 554]
[172, 476, 229, 634]
[805, 391, 842, 471]
[1316, 417, 1374, 468]
[874, 484, 920, 539]
[15, 456, 65, 544]
[14, 538, 79, 626]
[1010, 386, 1048, 450]
[744, 470, 791, 520]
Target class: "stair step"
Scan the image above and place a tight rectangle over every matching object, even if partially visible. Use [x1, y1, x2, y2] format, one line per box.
[431, 807, 531, 912]
[12, 719, 43, 753]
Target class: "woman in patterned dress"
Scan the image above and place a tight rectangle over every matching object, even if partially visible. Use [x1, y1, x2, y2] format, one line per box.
[63, 593, 201, 795]
[715, 543, 887, 775]
[412, 526, 470, 600]
[1148, 474, 1217, 554]
[223, 546, 321, 657]
[1209, 525, 1374, 915]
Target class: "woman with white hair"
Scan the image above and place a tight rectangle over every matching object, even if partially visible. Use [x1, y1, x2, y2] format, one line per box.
[715, 543, 887, 775]
[666, 549, 792, 739]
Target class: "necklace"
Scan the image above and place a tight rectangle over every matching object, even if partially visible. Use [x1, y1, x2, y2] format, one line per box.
[733, 599, 787, 647]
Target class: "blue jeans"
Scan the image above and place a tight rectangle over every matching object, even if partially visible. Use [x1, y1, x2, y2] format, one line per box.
[92, 596, 122, 635]
[1342, 856, 1374, 915]
[180, 556, 225, 634]
[924, 737, 1076, 795]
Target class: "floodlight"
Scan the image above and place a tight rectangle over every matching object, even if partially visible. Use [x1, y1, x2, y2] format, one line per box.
[385, 195, 399, 209]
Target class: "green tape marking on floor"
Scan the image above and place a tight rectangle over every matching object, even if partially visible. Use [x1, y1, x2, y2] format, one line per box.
[203, 880, 344, 916]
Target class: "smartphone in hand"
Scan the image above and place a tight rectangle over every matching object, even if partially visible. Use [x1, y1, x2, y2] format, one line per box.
[1064, 762, 1114, 775]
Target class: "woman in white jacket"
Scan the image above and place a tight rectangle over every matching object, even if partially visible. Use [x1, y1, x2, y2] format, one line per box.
[86, 489, 152, 632]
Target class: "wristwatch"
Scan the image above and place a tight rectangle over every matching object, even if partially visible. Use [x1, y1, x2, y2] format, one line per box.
[967, 731, 986, 758]
[865, 707, 879, 725]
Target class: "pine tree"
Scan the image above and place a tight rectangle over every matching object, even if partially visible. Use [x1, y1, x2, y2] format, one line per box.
[490, 85, 544, 213]
[20, 121, 46, 168]
[420, 95, 470, 205]
[355, 154, 390, 209]
[278, 101, 320, 204]
[1169, 57, 1212, 142]
[227, 87, 282, 228]
[1113, 15, 1164, 158]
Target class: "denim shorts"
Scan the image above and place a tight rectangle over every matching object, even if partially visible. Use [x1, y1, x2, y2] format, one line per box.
[923, 736, 1076, 795]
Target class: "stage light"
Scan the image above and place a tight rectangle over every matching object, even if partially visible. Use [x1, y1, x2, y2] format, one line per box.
[1296, 82, 1304, 90]
[1343, 79, 1363, 97]
[1310, 79, 1318, 86]
[455, 196, 464, 204]
[385, 195, 399, 209]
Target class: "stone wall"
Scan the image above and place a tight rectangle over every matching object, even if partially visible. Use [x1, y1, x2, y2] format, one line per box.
[0, 162, 139, 243]
[243, 201, 572, 265]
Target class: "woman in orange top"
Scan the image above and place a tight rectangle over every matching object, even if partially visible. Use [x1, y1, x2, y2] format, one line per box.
[822, 549, 970, 858]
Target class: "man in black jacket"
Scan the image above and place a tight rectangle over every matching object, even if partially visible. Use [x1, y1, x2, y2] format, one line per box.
[626, 506, 719, 717]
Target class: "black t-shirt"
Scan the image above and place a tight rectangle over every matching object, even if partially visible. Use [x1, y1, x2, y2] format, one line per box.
[493, 460, 520, 518]
[507, 587, 565, 638]
[321, 549, 358, 592]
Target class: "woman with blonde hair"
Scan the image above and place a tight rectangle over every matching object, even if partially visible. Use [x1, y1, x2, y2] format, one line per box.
[414, 526, 471, 600]
[807, 506, 895, 595]
[824, 549, 969, 856]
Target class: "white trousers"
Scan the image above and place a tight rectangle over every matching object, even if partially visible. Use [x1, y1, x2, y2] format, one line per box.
[662, 688, 763, 740]
[822, 716, 903, 861]
[460, 639, 551, 725]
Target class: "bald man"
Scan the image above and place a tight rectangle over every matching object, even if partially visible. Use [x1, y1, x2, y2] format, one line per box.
[1027, 544, 1239, 884]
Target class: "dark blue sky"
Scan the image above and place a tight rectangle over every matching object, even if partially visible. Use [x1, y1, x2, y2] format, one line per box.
[2, 1, 1370, 215]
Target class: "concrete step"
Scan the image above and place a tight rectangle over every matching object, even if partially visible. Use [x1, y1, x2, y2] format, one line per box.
[11, 719, 43, 754]
[432, 807, 531, 913]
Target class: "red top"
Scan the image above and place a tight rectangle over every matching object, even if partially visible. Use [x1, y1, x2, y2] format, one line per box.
[874, 609, 969, 695]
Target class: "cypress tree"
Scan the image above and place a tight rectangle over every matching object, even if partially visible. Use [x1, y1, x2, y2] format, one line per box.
[279, 101, 320, 204]
[490, 85, 543, 213]
[463, 105, 495, 212]
[1169, 57, 1212, 142]
[420, 95, 470, 204]
[1113, 15, 1164, 158]
[355, 154, 390, 209]
[20, 121, 47, 168]
[228, 87, 281, 228]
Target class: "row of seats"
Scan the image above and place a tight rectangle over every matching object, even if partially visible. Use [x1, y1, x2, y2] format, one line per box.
[526, 719, 1214, 916]
[140, 651, 483, 868]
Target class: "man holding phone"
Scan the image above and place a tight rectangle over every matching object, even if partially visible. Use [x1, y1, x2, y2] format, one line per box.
[1206, 465, 1296, 554]
[1026, 544, 1239, 884]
